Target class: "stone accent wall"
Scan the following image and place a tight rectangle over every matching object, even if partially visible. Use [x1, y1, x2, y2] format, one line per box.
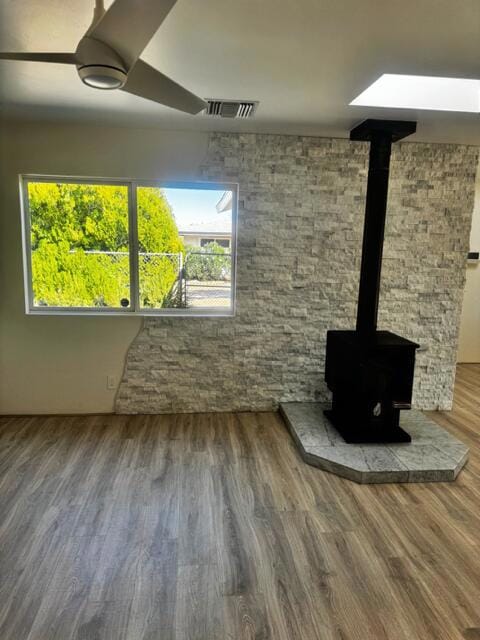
[116, 134, 478, 414]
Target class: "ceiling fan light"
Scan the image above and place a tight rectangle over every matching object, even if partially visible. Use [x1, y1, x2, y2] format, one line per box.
[78, 65, 127, 90]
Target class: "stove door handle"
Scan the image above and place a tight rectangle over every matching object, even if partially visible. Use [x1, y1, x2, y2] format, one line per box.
[392, 401, 412, 410]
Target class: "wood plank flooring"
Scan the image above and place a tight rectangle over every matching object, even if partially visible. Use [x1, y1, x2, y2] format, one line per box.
[0, 364, 479, 639]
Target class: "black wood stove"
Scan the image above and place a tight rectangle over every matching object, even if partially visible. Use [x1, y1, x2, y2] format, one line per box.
[324, 119, 419, 443]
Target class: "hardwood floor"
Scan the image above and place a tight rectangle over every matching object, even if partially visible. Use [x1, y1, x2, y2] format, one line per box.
[0, 364, 479, 639]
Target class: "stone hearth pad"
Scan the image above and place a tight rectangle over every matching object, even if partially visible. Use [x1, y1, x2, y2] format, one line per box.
[279, 403, 468, 484]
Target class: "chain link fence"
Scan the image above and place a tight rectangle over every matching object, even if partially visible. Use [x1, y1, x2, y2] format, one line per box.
[75, 248, 232, 309]
[184, 250, 232, 308]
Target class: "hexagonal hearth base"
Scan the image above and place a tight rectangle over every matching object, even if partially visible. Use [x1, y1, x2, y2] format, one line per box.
[279, 403, 468, 484]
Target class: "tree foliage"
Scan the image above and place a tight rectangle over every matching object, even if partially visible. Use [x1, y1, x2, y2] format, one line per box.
[137, 187, 184, 308]
[28, 183, 184, 308]
[184, 242, 231, 281]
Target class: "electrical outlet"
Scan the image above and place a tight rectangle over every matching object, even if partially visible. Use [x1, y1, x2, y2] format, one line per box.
[107, 375, 117, 390]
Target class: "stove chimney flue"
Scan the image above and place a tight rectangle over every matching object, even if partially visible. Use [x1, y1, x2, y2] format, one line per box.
[350, 120, 416, 337]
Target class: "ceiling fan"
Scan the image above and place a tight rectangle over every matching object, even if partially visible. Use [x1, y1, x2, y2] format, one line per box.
[0, 0, 207, 114]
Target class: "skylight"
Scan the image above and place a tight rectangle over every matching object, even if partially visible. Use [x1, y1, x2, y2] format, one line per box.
[350, 74, 480, 113]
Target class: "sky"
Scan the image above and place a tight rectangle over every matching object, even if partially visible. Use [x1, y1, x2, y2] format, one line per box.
[163, 187, 232, 232]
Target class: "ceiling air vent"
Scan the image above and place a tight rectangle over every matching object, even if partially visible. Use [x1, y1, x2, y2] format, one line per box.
[204, 99, 258, 119]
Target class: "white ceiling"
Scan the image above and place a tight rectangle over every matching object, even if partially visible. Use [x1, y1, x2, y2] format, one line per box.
[0, 0, 479, 144]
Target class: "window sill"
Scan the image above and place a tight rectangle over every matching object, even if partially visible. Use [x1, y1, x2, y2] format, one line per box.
[26, 308, 235, 318]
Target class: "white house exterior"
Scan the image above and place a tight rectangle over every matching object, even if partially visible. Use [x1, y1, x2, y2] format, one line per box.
[179, 191, 232, 249]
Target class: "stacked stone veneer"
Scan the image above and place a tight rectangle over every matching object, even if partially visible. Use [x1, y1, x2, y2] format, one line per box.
[116, 134, 478, 414]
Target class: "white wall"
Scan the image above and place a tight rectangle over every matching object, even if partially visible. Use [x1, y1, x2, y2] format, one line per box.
[181, 234, 231, 248]
[458, 157, 480, 363]
[0, 121, 208, 414]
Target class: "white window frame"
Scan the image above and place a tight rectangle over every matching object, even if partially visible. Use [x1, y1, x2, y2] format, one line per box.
[20, 175, 238, 317]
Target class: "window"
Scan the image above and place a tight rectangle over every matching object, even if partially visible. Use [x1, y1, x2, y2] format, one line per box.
[20, 176, 237, 316]
[350, 74, 480, 113]
[200, 238, 230, 249]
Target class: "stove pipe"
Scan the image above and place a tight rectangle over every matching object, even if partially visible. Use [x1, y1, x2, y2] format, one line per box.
[350, 120, 417, 336]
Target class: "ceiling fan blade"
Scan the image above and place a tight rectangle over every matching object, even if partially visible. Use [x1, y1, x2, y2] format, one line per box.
[121, 60, 206, 115]
[0, 52, 77, 64]
[89, 0, 178, 69]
